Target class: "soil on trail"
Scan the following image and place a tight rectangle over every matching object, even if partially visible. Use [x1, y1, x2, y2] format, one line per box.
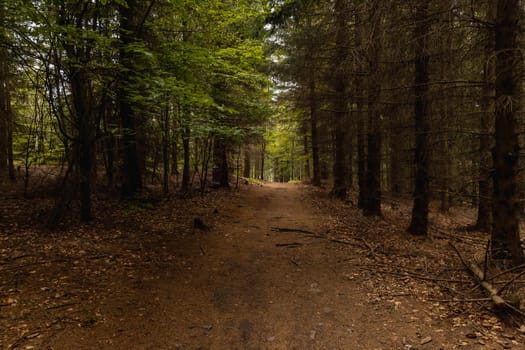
[2, 182, 524, 349]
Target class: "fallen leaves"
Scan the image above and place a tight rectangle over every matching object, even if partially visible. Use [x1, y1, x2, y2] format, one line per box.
[0, 187, 232, 349]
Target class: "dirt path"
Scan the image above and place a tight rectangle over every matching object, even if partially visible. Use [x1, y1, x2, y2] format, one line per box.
[46, 183, 522, 349]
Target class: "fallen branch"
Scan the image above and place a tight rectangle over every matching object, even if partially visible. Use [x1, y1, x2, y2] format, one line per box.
[270, 227, 366, 249]
[449, 243, 506, 308]
[430, 297, 491, 303]
[495, 268, 525, 294]
[271, 227, 316, 235]
[378, 269, 470, 283]
[275, 242, 303, 248]
[45, 302, 78, 311]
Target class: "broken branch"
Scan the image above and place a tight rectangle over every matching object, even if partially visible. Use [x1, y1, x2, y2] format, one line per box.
[449, 243, 506, 308]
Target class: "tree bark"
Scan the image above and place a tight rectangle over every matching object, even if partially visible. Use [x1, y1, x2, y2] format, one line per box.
[72, 69, 93, 222]
[212, 136, 230, 188]
[309, 77, 321, 186]
[181, 124, 191, 192]
[330, 0, 349, 200]
[302, 121, 310, 181]
[363, 0, 382, 216]
[491, 0, 524, 265]
[260, 140, 265, 180]
[118, 0, 145, 198]
[408, 1, 431, 235]
[476, 2, 496, 232]
[162, 104, 170, 195]
[243, 147, 251, 178]
[0, 44, 8, 176]
[354, 10, 367, 208]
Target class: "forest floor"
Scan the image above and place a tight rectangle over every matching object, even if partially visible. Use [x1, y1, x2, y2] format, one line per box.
[1, 181, 525, 349]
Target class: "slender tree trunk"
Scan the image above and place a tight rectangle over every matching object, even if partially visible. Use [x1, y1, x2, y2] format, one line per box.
[330, 0, 349, 200]
[438, 10, 453, 213]
[118, 0, 144, 198]
[162, 105, 170, 194]
[5, 83, 14, 182]
[309, 78, 321, 186]
[302, 121, 310, 181]
[491, 0, 524, 265]
[354, 11, 367, 208]
[243, 147, 251, 178]
[0, 46, 8, 176]
[389, 106, 401, 194]
[212, 136, 230, 188]
[408, 1, 431, 235]
[476, 2, 496, 231]
[363, 0, 382, 216]
[71, 68, 93, 222]
[260, 140, 265, 180]
[101, 95, 115, 187]
[181, 124, 191, 192]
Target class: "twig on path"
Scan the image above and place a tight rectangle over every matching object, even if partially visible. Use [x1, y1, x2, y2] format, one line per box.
[354, 237, 377, 258]
[188, 324, 213, 331]
[275, 242, 303, 248]
[271, 227, 316, 235]
[271, 226, 381, 258]
[378, 292, 414, 298]
[290, 258, 299, 266]
[430, 297, 492, 303]
[7, 332, 41, 350]
[378, 269, 470, 283]
[45, 302, 78, 311]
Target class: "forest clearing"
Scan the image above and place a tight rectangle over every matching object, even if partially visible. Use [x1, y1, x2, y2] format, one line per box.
[2, 0, 525, 349]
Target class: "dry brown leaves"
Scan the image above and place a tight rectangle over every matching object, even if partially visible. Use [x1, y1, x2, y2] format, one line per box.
[303, 185, 525, 347]
[0, 184, 234, 350]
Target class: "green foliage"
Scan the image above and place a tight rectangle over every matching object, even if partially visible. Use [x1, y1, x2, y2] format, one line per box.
[3, 0, 274, 185]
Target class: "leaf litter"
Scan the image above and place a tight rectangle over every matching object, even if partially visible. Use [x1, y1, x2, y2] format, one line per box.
[0, 181, 524, 349]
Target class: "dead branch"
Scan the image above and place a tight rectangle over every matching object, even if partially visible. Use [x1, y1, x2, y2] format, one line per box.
[275, 242, 303, 248]
[431, 297, 492, 303]
[378, 269, 470, 283]
[449, 243, 506, 308]
[487, 263, 525, 281]
[45, 302, 78, 311]
[271, 227, 316, 235]
[497, 269, 525, 294]
[270, 226, 368, 250]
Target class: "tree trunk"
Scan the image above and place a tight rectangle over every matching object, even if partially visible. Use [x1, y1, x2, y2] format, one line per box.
[101, 95, 115, 187]
[309, 78, 321, 186]
[330, 0, 349, 200]
[71, 68, 93, 222]
[389, 106, 401, 194]
[355, 11, 367, 208]
[243, 147, 251, 178]
[0, 46, 8, 176]
[260, 140, 265, 180]
[476, 1, 496, 232]
[118, 0, 144, 198]
[491, 0, 524, 265]
[181, 124, 191, 192]
[162, 105, 170, 195]
[212, 136, 230, 188]
[363, 0, 382, 216]
[5, 79, 14, 182]
[302, 121, 310, 181]
[408, 1, 431, 235]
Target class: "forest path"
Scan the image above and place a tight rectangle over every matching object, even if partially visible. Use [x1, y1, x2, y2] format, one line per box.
[48, 183, 512, 349]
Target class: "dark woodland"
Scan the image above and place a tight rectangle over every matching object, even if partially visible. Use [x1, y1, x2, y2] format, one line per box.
[1, 0, 525, 348]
